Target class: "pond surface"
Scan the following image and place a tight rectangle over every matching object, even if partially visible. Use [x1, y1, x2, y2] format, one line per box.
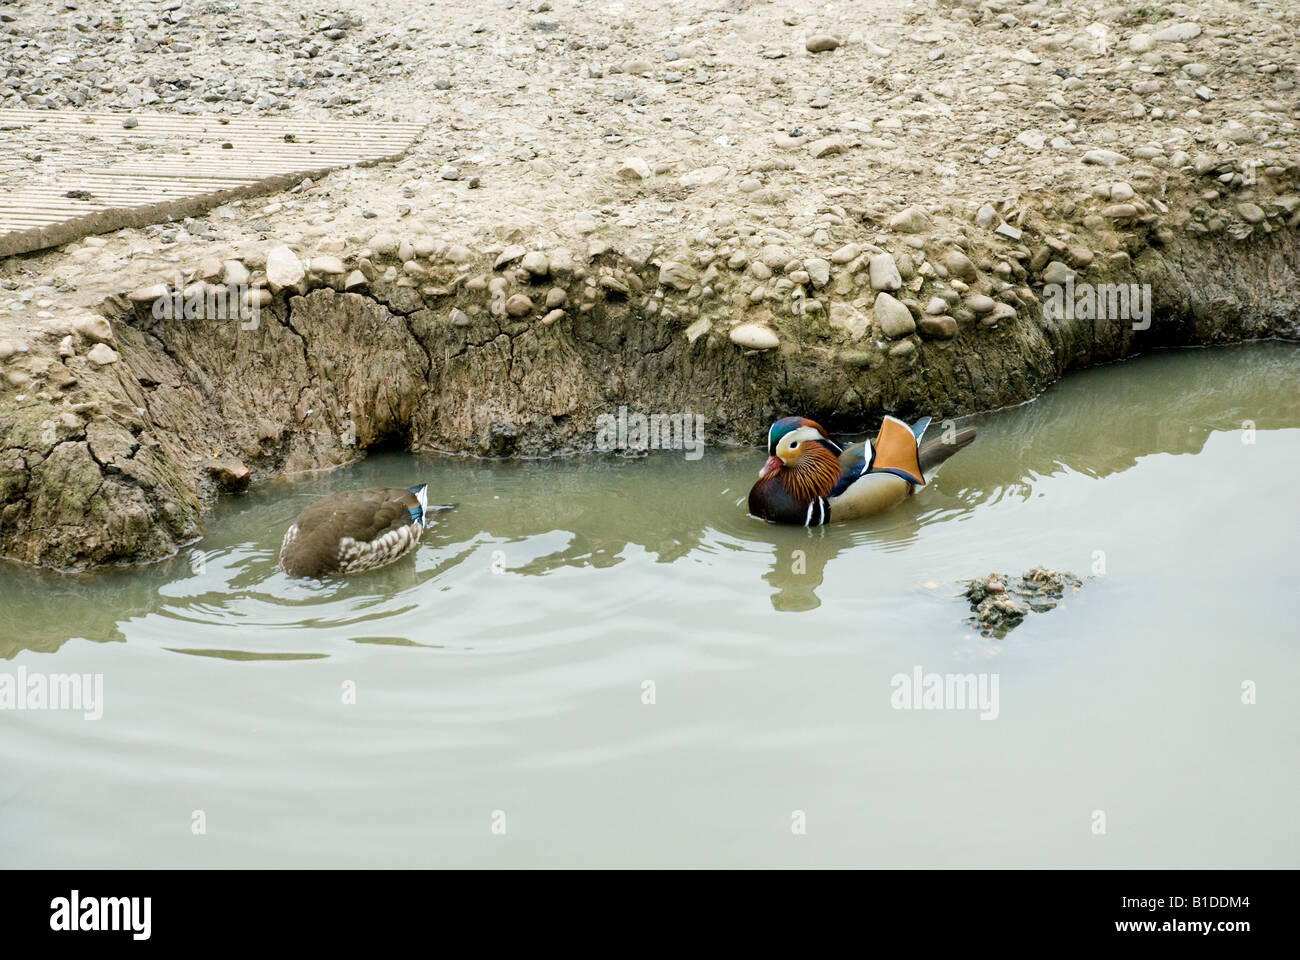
[2, 343, 1297, 867]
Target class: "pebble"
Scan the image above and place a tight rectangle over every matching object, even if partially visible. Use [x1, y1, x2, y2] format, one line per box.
[128, 283, 169, 304]
[495, 245, 527, 269]
[439, 164, 461, 181]
[1223, 121, 1255, 145]
[1042, 261, 1074, 285]
[1238, 203, 1266, 224]
[830, 244, 859, 265]
[729, 323, 780, 349]
[618, 157, 652, 180]
[805, 35, 841, 54]
[74, 314, 113, 344]
[370, 232, 399, 256]
[868, 253, 902, 291]
[1016, 130, 1045, 151]
[805, 258, 830, 288]
[874, 292, 915, 339]
[86, 343, 120, 366]
[504, 294, 533, 317]
[918, 315, 957, 340]
[521, 252, 550, 276]
[941, 250, 977, 282]
[265, 246, 305, 293]
[310, 256, 345, 276]
[809, 136, 847, 159]
[888, 206, 931, 233]
[1152, 22, 1202, 43]
[681, 165, 729, 188]
[1083, 149, 1128, 167]
[658, 261, 696, 291]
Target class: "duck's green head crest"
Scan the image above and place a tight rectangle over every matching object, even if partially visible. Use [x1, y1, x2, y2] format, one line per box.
[767, 417, 841, 456]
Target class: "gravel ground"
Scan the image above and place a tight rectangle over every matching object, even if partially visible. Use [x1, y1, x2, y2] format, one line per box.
[2, 0, 1297, 330]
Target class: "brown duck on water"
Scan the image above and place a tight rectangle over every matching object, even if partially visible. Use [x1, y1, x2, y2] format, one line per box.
[278, 484, 454, 577]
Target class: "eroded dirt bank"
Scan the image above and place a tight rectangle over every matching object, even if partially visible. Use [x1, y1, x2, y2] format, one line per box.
[2, 212, 1298, 571]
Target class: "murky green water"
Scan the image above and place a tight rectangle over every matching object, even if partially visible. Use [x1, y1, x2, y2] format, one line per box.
[2, 343, 1297, 867]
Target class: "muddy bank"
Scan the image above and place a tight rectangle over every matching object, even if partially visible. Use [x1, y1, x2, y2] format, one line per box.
[1, 196, 1298, 571]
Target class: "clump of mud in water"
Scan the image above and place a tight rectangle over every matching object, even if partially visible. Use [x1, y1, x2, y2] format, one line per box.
[963, 568, 1083, 638]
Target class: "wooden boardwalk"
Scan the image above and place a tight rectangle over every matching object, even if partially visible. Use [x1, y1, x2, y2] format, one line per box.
[0, 110, 426, 257]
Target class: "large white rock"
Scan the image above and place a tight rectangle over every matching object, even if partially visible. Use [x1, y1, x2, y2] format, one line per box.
[618, 157, 652, 180]
[729, 323, 780, 349]
[874, 292, 916, 339]
[309, 255, 345, 276]
[888, 206, 931, 233]
[680, 165, 729, 188]
[87, 343, 120, 366]
[868, 253, 903, 291]
[73, 313, 114, 344]
[265, 245, 305, 293]
[1152, 22, 1201, 43]
[222, 259, 250, 285]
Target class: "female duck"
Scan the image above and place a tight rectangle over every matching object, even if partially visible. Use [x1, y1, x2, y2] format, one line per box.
[748, 415, 975, 526]
[279, 484, 452, 577]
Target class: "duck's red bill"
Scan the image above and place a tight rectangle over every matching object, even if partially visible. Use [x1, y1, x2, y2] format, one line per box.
[759, 456, 783, 479]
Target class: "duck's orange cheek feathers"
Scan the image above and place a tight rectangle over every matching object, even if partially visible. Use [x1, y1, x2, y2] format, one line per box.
[759, 455, 783, 480]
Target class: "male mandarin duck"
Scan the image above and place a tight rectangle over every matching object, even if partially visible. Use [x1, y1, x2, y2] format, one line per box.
[278, 484, 453, 577]
[747, 415, 976, 526]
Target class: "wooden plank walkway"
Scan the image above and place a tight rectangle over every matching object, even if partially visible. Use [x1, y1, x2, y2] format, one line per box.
[0, 110, 426, 257]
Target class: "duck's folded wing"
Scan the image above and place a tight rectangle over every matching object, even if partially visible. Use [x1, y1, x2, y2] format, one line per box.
[870, 415, 925, 486]
[832, 441, 870, 496]
[352, 488, 421, 538]
[301, 488, 414, 537]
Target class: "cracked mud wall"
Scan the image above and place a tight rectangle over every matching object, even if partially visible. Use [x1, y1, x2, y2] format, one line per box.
[1, 223, 1298, 572]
